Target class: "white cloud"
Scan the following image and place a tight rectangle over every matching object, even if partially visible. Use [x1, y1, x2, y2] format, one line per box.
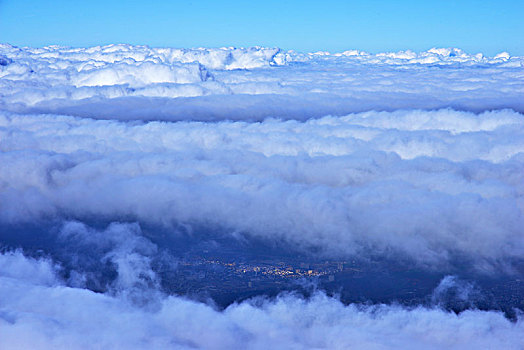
[1, 44, 522, 120]
[1, 109, 523, 267]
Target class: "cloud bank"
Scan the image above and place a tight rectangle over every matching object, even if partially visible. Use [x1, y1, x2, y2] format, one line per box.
[1, 44, 523, 120]
[1, 109, 523, 268]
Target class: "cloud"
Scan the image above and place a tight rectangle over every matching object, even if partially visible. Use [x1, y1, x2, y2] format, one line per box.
[1, 44, 523, 120]
[0, 251, 523, 350]
[1, 109, 523, 268]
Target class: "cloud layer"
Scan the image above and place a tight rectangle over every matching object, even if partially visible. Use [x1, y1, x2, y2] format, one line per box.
[1, 44, 523, 120]
[1, 109, 523, 268]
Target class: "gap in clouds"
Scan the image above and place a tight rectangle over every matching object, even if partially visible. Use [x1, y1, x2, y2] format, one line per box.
[1, 218, 523, 319]
[2, 250, 523, 350]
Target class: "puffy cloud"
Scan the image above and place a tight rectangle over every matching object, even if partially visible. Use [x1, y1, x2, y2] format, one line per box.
[0, 251, 58, 287]
[1, 44, 523, 120]
[1, 109, 523, 268]
[0, 251, 523, 350]
[71, 61, 210, 87]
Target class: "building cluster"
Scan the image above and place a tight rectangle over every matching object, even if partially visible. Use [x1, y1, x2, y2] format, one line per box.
[187, 256, 358, 281]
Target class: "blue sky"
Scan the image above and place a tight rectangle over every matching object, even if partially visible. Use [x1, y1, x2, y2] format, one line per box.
[1, 0, 523, 54]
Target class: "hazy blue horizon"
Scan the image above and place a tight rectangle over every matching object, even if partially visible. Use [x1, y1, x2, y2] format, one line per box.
[1, 0, 523, 55]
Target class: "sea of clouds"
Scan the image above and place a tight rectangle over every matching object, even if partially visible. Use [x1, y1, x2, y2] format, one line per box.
[1, 45, 524, 348]
[1, 44, 523, 120]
